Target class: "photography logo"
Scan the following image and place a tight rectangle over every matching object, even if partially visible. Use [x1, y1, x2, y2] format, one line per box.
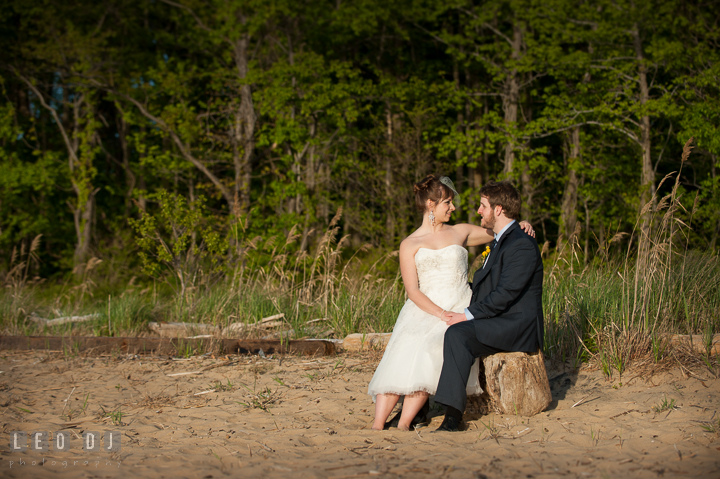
[8, 431, 121, 469]
[10, 431, 120, 452]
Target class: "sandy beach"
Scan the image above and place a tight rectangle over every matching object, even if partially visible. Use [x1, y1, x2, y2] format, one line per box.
[0, 349, 718, 478]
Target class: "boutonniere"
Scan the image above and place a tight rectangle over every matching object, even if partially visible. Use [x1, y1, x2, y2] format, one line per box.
[480, 245, 491, 261]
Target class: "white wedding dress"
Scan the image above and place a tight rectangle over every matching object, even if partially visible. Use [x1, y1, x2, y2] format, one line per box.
[367, 244, 482, 400]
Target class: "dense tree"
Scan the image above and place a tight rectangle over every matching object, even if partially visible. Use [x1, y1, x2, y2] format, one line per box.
[0, 0, 718, 279]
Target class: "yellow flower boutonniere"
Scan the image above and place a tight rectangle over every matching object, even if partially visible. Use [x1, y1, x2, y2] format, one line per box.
[480, 245, 491, 261]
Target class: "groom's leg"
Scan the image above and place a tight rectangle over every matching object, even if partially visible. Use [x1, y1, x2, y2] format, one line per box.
[433, 321, 504, 413]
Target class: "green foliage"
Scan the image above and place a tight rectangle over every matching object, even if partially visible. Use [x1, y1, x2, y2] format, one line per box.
[0, 0, 719, 369]
[2, 0, 720, 272]
[129, 190, 227, 296]
[652, 395, 677, 413]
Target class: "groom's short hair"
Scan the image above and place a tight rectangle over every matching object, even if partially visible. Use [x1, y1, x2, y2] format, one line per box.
[480, 181, 521, 219]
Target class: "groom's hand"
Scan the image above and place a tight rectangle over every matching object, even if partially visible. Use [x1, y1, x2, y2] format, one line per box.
[441, 312, 467, 326]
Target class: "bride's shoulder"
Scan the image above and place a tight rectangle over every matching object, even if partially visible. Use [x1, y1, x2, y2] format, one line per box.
[399, 233, 425, 254]
[400, 235, 419, 250]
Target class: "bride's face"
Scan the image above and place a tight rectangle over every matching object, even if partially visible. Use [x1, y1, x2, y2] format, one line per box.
[429, 195, 455, 223]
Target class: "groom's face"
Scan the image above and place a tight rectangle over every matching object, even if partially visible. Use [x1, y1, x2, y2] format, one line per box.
[478, 196, 496, 229]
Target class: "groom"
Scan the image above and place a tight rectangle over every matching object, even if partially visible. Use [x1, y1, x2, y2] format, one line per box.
[434, 180, 544, 432]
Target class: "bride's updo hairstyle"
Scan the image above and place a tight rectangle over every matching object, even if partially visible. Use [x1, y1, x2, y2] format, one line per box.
[414, 175, 454, 212]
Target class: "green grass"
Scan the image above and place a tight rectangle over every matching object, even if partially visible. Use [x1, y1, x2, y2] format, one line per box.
[0, 144, 718, 371]
[652, 395, 677, 413]
[109, 409, 123, 426]
[1, 245, 717, 369]
[209, 380, 233, 392]
[700, 417, 720, 435]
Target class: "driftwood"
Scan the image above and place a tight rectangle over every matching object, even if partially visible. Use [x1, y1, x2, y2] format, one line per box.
[27, 313, 100, 327]
[0, 336, 336, 356]
[148, 322, 220, 337]
[342, 333, 392, 352]
[223, 313, 287, 335]
[468, 350, 551, 417]
[223, 321, 284, 334]
[149, 314, 289, 338]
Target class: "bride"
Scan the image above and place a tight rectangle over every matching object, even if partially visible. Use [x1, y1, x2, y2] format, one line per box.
[367, 174, 533, 431]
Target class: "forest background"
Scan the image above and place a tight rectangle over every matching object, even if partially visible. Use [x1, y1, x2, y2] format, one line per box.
[1, 0, 719, 371]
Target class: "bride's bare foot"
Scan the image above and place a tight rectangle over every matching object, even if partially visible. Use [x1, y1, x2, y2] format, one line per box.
[397, 424, 410, 431]
[370, 425, 384, 431]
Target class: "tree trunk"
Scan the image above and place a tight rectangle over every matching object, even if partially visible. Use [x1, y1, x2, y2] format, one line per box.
[502, 24, 523, 176]
[453, 56, 465, 215]
[232, 33, 256, 215]
[385, 105, 395, 246]
[16, 73, 97, 272]
[468, 162, 483, 257]
[711, 154, 719, 250]
[72, 193, 97, 269]
[520, 163, 532, 220]
[115, 103, 136, 216]
[519, 82, 533, 220]
[469, 99, 489, 257]
[299, 134, 316, 252]
[560, 127, 581, 239]
[69, 94, 96, 270]
[633, 24, 654, 270]
[584, 198, 591, 264]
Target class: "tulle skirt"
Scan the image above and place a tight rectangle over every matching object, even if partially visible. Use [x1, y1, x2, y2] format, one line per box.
[367, 295, 482, 401]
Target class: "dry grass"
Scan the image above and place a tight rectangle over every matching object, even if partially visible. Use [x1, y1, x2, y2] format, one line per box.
[0, 140, 717, 375]
[544, 138, 719, 373]
[139, 393, 177, 409]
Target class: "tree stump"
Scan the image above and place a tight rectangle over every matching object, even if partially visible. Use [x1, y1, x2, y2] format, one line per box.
[467, 350, 551, 417]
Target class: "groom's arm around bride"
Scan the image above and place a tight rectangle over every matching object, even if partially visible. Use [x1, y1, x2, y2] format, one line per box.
[434, 180, 544, 432]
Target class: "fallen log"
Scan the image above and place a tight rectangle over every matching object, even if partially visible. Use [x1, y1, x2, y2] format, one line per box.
[0, 336, 336, 356]
[148, 322, 220, 337]
[223, 320, 285, 335]
[342, 333, 392, 352]
[338, 332, 720, 357]
[27, 313, 100, 327]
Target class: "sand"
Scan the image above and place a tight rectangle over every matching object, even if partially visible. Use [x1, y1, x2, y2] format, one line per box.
[0, 349, 718, 478]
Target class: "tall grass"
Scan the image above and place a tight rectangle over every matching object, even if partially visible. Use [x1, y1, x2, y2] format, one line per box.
[0, 208, 406, 340]
[0, 139, 717, 371]
[542, 138, 720, 373]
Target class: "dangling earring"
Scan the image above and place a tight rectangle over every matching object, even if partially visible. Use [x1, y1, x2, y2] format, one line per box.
[429, 210, 436, 226]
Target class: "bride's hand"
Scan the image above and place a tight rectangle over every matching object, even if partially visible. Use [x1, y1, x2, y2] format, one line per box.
[441, 312, 466, 326]
[519, 221, 535, 238]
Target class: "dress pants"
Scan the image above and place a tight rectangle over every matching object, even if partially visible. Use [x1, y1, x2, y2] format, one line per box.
[433, 321, 505, 412]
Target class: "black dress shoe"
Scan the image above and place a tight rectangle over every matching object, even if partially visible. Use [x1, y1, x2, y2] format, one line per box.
[384, 401, 430, 430]
[433, 415, 462, 432]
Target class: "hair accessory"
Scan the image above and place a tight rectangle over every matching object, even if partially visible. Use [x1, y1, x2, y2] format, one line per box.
[439, 176, 459, 197]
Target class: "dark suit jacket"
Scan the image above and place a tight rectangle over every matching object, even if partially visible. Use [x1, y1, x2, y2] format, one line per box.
[467, 221, 544, 352]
